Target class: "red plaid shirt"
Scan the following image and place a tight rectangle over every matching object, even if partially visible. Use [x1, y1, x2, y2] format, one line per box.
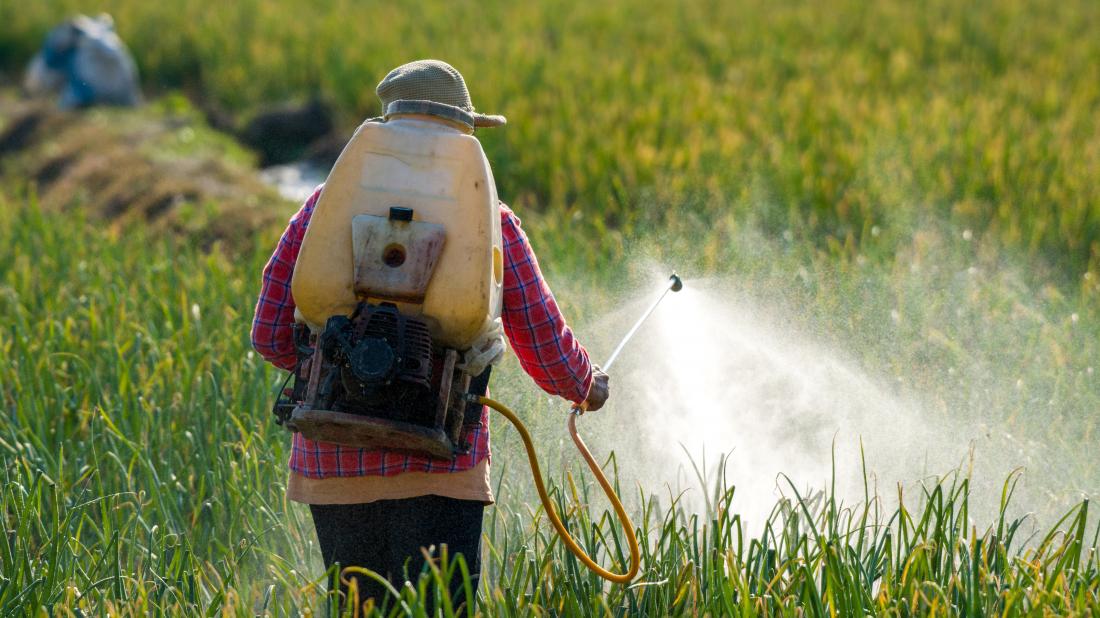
[252, 186, 593, 478]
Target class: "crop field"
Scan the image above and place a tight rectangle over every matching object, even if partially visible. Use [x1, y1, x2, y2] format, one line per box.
[1, 0, 1099, 615]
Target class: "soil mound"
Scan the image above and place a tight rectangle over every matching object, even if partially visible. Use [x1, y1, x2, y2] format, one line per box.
[0, 96, 291, 249]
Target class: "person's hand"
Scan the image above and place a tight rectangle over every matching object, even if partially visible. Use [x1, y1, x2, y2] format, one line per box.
[582, 366, 610, 412]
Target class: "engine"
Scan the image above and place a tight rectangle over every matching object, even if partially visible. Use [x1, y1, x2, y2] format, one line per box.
[316, 302, 436, 423]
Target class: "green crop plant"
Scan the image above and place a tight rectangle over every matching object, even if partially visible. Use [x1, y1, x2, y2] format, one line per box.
[1, 191, 1098, 615]
[2, 0, 1098, 274]
[2, 0, 1100, 614]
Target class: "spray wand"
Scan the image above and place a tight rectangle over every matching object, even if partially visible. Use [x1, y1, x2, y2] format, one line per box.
[475, 273, 683, 584]
[597, 272, 684, 374]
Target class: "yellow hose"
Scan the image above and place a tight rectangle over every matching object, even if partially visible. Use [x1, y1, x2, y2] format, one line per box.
[478, 396, 641, 584]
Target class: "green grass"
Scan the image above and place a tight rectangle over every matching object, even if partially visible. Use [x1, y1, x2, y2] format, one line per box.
[1, 190, 1098, 615]
[2, 0, 1100, 614]
[2, 0, 1099, 275]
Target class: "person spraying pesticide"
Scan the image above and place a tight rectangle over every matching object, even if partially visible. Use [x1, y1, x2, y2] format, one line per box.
[250, 60, 610, 608]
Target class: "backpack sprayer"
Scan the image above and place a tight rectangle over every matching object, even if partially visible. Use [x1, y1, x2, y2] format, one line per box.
[273, 113, 680, 584]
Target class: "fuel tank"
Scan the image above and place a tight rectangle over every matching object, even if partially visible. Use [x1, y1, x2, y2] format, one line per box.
[292, 117, 504, 349]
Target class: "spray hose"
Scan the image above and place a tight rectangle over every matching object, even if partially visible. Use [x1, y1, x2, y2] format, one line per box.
[473, 273, 683, 584]
[476, 395, 641, 584]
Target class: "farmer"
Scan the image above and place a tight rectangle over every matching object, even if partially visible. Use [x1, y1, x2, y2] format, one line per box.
[251, 60, 609, 608]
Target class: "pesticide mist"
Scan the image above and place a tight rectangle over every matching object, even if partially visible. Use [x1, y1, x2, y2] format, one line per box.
[584, 274, 1096, 530]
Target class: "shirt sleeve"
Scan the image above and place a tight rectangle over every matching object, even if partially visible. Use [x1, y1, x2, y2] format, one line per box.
[499, 203, 594, 404]
[250, 187, 323, 371]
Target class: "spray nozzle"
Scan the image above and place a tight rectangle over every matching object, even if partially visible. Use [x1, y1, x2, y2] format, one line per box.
[669, 273, 683, 292]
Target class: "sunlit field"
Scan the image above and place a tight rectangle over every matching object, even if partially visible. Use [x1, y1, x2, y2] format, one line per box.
[1, 0, 1099, 615]
[3, 0, 1098, 272]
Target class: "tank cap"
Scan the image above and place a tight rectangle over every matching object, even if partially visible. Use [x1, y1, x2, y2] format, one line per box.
[389, 206, 414, 221]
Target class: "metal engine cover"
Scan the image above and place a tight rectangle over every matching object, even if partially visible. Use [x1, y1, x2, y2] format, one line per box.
[288, 302, 472, 459]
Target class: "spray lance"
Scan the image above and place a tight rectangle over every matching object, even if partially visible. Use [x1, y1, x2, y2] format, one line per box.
[474, 273, 683, 584]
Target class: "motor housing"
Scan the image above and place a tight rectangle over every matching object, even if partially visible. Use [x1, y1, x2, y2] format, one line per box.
[279, 300, 485, 459]
[317, 303, 434, 423]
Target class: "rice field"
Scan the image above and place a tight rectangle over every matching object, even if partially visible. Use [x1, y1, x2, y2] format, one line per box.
[2, 0, 1100, 615]
[0, 197, 1096, 615]
[2, 0, 1098, 273]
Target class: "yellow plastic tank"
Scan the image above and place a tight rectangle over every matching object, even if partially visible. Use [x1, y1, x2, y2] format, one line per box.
[292, 116, 504, 349]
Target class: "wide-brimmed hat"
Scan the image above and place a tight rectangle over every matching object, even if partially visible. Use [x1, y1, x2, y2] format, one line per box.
[376, 59, 506, 130]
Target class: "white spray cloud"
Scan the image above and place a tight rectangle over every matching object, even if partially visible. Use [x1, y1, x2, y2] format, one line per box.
[581, 275, 1073, 528]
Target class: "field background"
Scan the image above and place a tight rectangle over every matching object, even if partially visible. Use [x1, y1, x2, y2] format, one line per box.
[1, 0, 1099, 615]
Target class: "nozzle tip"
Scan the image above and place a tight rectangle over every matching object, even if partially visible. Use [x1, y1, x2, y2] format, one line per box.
[669, 273, 683, 292]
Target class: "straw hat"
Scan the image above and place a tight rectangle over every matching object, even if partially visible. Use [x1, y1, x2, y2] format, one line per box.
[376, 59, 506, 130]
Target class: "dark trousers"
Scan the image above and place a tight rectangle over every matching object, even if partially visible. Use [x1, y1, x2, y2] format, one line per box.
[310, 495, 485, 611]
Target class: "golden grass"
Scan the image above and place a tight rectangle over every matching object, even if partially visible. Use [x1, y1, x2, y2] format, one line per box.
[2, 0, 1097, 272]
